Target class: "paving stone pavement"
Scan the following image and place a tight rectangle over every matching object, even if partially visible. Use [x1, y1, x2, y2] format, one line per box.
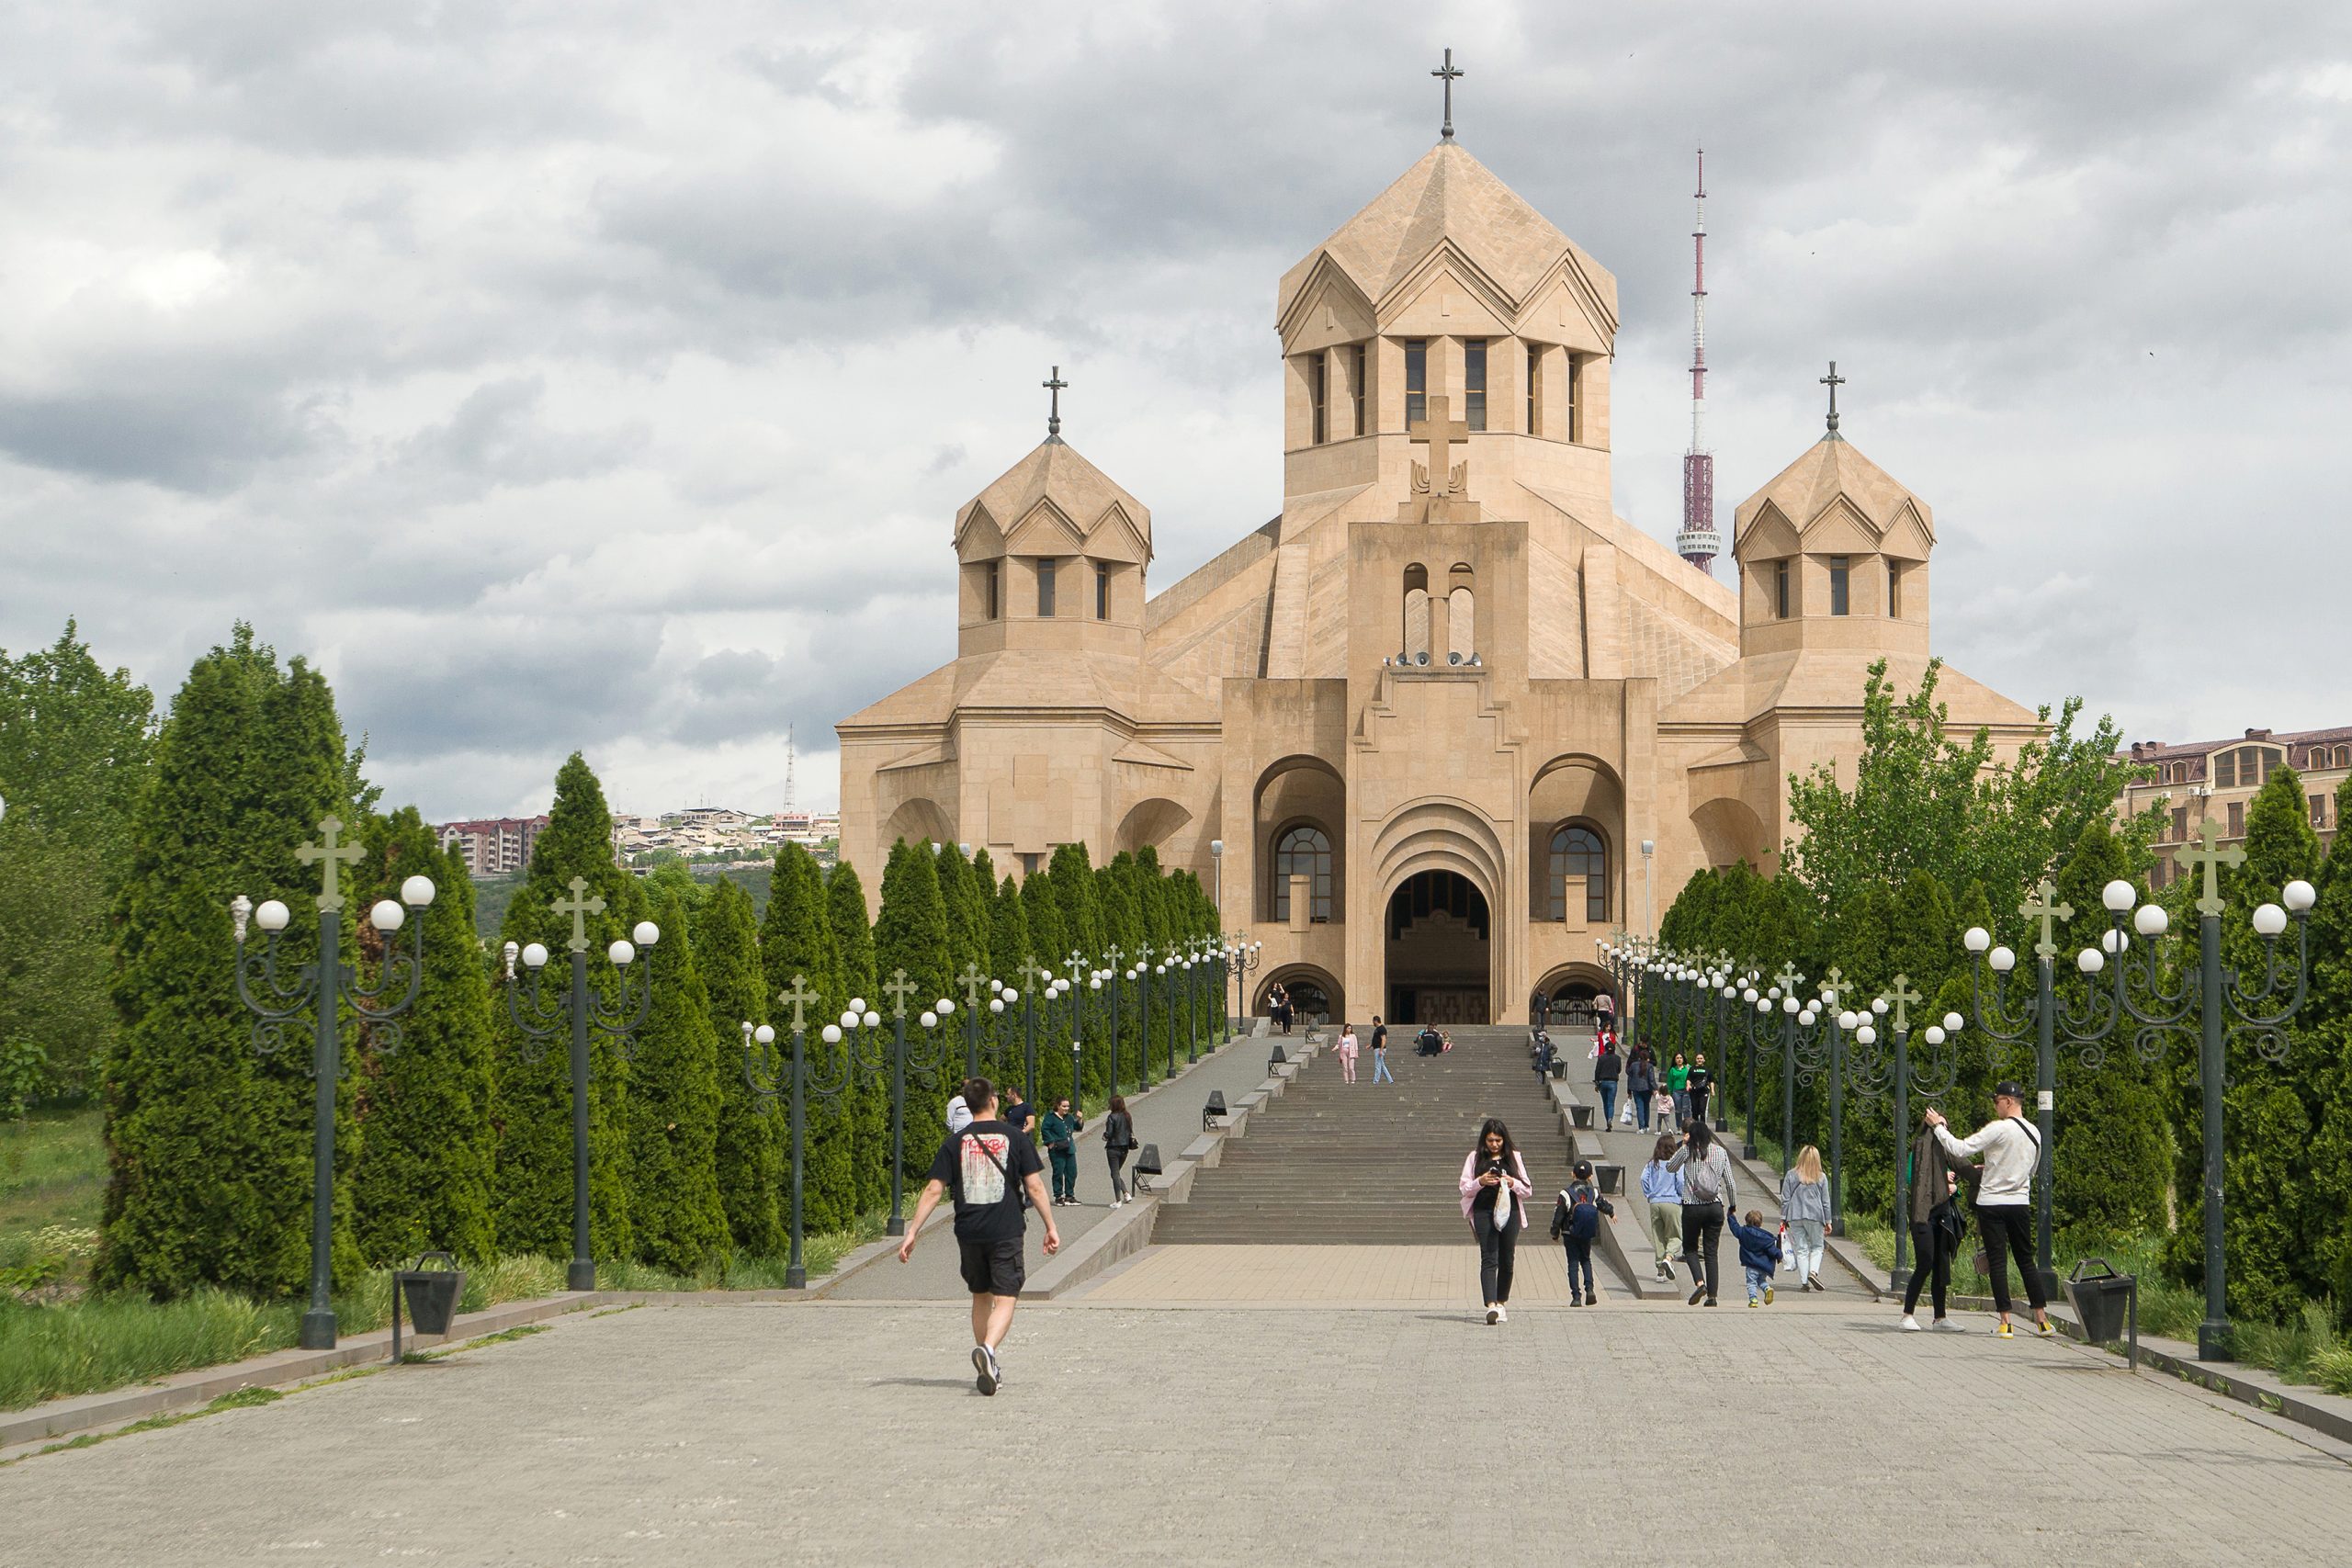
[830, 1029, 1275, 1300]
[10, 1297, 2348, 1566]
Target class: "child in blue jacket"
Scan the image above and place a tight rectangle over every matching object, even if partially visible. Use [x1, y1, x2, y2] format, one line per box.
[1725, 1208, 1783, 1306]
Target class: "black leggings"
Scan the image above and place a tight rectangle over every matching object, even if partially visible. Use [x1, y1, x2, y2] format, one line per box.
[1106, 1145, 1130, 1201]
[1472, 1207, 1521, 1303]
[1680, 1201, 1724, 1301]
[1976, 1203, 2047, 1314]
[1903, 1220, 1954, 1318]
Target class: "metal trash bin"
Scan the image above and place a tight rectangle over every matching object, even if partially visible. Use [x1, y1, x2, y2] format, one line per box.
[390, 1251, 468, 1364]
[1203, 1090, 1229, 1130]
[2064, 1257, 2139, 1368]
[1568, 1102, 1593, 1130]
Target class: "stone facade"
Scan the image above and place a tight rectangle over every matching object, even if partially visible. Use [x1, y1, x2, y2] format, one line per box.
[838, 140, 2040, 1026]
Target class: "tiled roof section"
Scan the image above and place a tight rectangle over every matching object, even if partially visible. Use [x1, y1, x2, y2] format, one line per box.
[956, 438, 1150, 556]
[1276, 141, 1608, 320]
[1734, 434, 1930, 543]
[2131, 726, 2352, 759]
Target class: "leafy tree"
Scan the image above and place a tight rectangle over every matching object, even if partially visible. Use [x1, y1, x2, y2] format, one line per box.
[491, 753, 635, 1263]
[0, 621, 158, 1101]
[626, 886, 729, 1274]
[348, 818, 494, 1266]
[2301, 773, 2352, 1327]
[100, 629, 359, 1298]
[694, 877, 784, 1258]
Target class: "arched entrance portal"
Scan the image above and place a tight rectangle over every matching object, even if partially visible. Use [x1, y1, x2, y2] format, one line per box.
[1385, 870, 1490, 1025]
[1532, 963, 1619, 1029]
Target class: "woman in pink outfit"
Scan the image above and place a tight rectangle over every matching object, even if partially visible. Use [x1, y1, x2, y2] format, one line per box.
[1336, 1024, 1360, 1083]
[1459, 1118, 1534, 1324]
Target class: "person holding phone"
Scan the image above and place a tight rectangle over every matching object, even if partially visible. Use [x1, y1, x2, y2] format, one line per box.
[1458, 1118, 1533, 1325]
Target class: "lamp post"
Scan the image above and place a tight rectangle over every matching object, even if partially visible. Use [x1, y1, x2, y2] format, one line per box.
[1845, 976, 1963, 1291]
[232, 816, 437, 1349]
[1227, 937, 1263, 1030]
[954, 963, 993, 1077]
[1640, 838, 1656, 937]
[1736, 976, 1774, 1159]
[1961, 876, 2121, 1303]
[500, 875, 658, 1293]
[850, 968, 951, 1237]
[1020, 957, 1049, 1109]
[1770, 961, 1811, 1172]
[744, 976, 869, 1289]
[1210, 838, 1224, 925]
[1064, 951, 1089, 1111]
[2101, 829, 2315, 1361]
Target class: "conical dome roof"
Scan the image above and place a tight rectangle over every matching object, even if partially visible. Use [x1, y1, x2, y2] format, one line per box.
[1734, 434, 1933, 550]
[954, 438, 1151, 562]
[1278, 141, 1608, 320]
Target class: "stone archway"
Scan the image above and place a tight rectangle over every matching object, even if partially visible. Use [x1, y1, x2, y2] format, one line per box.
[1370, 797, 1510, 1029]
[1532, 961, 1618, 1029]
[1256, 964, 1342, 1029]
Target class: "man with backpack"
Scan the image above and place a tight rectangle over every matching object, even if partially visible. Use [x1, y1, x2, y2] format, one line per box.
[1548, 1159, 1616, 1307]
[1416, 1022, 1444, 1057]
[899, 1077, 1062, 1394]
[1927, 1083, 2053, 1340]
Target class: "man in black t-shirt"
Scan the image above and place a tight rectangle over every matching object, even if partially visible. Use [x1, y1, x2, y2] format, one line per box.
[899, 1076, 1059, 1395]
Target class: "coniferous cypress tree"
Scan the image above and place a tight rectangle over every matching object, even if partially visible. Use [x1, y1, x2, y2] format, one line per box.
[349, 818, 495, 1266]
[989, 874, 1032, 980]
[933, 841, 982, 982]
[2302, 773, 2352, 1326]
[875, 839, 956, 1168]
[694, 877, 785, 1258]
[829, 863, 886, 1215]
[762, 842, 849, 1229]
[491, 753, 635, 1263]
[1020, 870, 1070, 1099]
[101, 631, 359, 1297]
[625, 886, 729, 1274]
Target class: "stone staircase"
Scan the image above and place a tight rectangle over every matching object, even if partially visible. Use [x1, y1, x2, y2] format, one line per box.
[1153, 1026, 1602, 1258]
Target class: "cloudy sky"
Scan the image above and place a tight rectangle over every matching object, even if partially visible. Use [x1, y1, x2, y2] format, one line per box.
[3, 0, 2347, 819]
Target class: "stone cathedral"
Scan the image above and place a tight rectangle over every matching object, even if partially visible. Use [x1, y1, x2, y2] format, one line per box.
[837, 133, 2038, 1027]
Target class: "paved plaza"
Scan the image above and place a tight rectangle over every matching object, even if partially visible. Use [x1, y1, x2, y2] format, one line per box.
[10, 1293, 2350, 1566]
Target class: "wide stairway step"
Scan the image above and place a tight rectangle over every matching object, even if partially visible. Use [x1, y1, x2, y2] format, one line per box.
[1155, 1027, 1612, 1264]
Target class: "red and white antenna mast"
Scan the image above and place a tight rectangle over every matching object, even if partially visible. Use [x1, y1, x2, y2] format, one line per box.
[1675, 148, 1723, 576]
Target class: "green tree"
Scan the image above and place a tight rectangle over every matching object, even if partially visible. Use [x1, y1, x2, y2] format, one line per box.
[626, 886, 729, 1274]
[762, 842, 849, 1230]
[491, 753, 636, 1263]
[989, 874, 1032, 981]
[694, 877, 785, 1258]
[349, 820, 495, 1266]
[829, 862, 887, 1215]
[875, 840, 956, 1168]
[2302, 773, 2352, 1325]
[100, 629, 359, 1297]
[1021, 869, 1072, 1100]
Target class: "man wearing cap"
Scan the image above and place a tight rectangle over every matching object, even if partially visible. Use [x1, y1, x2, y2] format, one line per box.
[1925, 1083, 2052, 1339]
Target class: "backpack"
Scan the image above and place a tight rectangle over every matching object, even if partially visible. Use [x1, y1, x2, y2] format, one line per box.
[1565, 1184, 1600, 1241]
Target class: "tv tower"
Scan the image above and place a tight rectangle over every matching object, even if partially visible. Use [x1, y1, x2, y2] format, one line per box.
[1675, 148, 1724, 576]
[784, 724, 797, 815]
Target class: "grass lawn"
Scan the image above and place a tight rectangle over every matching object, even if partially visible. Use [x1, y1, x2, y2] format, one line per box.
[1, 1108, 889, 1414]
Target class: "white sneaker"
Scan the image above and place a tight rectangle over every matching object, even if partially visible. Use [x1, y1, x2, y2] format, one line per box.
[1485, 1304, 1499, 1325]
[1495, 1305, 1508, 1324]
[1932, 1317, 1962, 1332]
[1900, 1314, 1921, 1332]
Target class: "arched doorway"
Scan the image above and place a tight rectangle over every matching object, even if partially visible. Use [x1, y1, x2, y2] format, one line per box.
[1532, 963, 1618, 1029]
[1385, 870, 1489, 1025]
[1256, 966, 1340, 1028]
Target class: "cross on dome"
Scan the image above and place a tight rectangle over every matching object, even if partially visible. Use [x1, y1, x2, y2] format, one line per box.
[1431, 48, 1464, 141]
[1820, 361, 1846, 440]
[1043, 366, 1068, 443]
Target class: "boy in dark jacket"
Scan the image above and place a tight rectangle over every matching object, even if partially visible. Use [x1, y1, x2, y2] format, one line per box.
[1726, 1208, 1783, 1306]
[1548, 1159, 1616, 1307]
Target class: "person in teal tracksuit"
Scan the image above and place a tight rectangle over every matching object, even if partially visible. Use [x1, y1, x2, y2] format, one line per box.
[1039, 1098, 1081, 1204]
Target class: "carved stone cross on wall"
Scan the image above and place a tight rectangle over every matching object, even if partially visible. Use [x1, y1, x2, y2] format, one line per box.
[1408, 394, 1471, 500]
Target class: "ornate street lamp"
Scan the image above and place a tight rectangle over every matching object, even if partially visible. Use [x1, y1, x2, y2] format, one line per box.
[1843, 976, 1964, 1290]
[232, 815, 436, 1348]
[502, 875, 658, 1292]
[1961, 877, 2121, 1302]
[2101, 827, 2315, 1360]
[1736, 975, 1775, 1159]
[1227, 936, 1264, 1028]
[743, 976, 867, 1289]
[842, 969, 955, 1237]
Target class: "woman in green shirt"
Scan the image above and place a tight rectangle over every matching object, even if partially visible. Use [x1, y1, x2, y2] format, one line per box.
[1039, 1099, 1081, 1205]
[1668, 1053, 1691, 1129]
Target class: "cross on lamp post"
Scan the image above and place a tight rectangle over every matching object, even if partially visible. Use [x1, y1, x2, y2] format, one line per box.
[2103, 827, 2315, 1360]
[503, 876, 660, 1292]
[742, 975, 868, 1289]
[232, 817, 437, 1348]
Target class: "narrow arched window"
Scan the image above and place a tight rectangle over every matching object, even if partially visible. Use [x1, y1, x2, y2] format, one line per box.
[1549, 825, 1607, 922]
[1272, 826, 1332, 922]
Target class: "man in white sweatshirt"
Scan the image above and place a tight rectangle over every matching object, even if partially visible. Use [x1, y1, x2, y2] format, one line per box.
[1926, 1083, 2053, 1339]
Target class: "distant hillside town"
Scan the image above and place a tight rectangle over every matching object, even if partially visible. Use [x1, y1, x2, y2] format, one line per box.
[437, 807, 839, 878]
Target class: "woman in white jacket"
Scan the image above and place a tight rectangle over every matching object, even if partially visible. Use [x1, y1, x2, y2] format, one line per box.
[1459, 1118, 1534, 1325]
[1927, 1082, 2053, 1339]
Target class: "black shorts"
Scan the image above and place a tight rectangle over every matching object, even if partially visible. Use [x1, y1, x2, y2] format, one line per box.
[957, 1237, 1026, 1297]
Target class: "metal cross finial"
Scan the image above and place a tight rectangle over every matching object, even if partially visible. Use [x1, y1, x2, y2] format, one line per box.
[1065, 950, 1085, 986]
[1408, 394, 1472, 499]
[1022, 956, 1050, 993]
[1431, 47, 1464, 141]
[294, 816, 367, 913]
[2175, 816, 2246, 919]
[552, 875, 607, 954]
[1821, 965, 1849, 1000]
[882, 967, 920, 1021]
[958, 961, 989, 1008]
[1773, 961, 1804, 994]
[1820, 361, 1846, 438]
[1043, 366, 1067, 442]
[2020, 878, 2075, 959]
[775, 974, 820, 1034]
[1883, 974, 1923, 1033]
